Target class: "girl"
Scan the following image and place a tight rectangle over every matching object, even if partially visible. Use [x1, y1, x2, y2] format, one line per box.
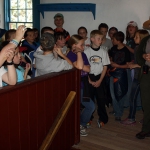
[126, 21, 138, 60]
[123, 21, 138, 108]
[67, 35, 95, 137]
[77, 26, 91, 50]
[121, 29, 149, 125]
[4, 29, 27, 64]
[0, 25, 26, 87]
[1, 41, 31, 86]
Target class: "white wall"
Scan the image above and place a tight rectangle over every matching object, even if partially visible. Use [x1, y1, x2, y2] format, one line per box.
[40, 0, 150, 37]
[0, 0, 150, 35]
[0, 0, 4, 28]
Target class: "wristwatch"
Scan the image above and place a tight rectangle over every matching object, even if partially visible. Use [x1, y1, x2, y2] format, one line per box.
[6, 61, 14, 65]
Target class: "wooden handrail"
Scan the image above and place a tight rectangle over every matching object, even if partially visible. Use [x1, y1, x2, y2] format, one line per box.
[39, 91, 76, 150]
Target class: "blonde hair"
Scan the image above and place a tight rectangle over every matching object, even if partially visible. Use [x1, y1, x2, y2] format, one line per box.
[90, 30, 103, 38]
[68, 34, 83, 49]
[136, 29, 149, 41]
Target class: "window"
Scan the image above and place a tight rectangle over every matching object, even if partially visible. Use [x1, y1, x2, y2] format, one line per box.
[5, 0, 40, 30]
[9, 0, 33, 29]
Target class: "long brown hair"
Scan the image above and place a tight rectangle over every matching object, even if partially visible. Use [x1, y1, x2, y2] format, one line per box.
[126, 26, 138, 41]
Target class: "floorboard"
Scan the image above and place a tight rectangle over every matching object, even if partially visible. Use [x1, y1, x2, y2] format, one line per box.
[74, 106, 150, 150]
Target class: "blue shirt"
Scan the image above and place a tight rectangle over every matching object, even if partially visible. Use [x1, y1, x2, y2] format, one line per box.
[3, 67, 24, 86]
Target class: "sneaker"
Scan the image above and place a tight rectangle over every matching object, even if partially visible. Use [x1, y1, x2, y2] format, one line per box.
[120, 118, 136, 125]
[86, 121, 92, 128]
[97, 120, 104, 128]
[80, 125, 88, 136]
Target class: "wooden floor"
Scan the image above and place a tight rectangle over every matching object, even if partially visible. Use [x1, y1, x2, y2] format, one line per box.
[72, 106, 150, 150]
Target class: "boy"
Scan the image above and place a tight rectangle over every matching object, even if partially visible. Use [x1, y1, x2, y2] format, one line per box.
[32, 26, 55, 70]
[108, 27, 118, 40]
[84, 30, 110, 127]
[109, 31, 131, 121]
[34, 26, 54, 54]
[54, 13, 70, 42]
[21, 28, 39, 77]
[34, 33, 73, 76]
[98, 23, 113, 51]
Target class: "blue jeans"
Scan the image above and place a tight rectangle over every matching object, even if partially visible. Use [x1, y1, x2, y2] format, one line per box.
[80, 89, 95, 127]
[128, 78, 140, 119]
[122, 69, 133, 107]
[110, 77, 125, 117]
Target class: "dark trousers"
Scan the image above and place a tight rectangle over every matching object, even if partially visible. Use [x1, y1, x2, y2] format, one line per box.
[89, 74, 108, 124]
[140, 72, 150, 132]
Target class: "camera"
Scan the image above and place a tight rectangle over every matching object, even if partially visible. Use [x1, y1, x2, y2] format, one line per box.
[143, 65, 149, 74]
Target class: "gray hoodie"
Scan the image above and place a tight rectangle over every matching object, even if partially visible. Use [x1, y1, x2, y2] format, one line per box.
[34, 51, 72, 77]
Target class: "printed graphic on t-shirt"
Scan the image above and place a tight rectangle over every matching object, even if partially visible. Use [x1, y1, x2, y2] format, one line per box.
[90, 55, 102, 64]
[114, 51, 125, 64]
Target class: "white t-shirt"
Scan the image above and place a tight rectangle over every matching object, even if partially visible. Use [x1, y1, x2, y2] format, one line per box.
[84, 47, 110, 76]
[0, 66, 7, 87]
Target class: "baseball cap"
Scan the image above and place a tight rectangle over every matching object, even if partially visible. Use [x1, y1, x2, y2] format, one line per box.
[127, 21, 138, 27]
[54, 13, 64, 19]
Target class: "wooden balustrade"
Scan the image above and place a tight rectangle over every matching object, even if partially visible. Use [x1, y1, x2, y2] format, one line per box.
[0, 69, 80, 150]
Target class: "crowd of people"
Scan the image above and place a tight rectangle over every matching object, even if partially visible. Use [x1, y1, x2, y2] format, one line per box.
[0, 13, 150, 140]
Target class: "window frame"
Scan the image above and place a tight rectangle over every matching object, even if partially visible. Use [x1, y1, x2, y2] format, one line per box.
[4, 0, 40, 31]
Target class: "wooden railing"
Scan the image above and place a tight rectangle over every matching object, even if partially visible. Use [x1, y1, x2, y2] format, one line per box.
[0, 69, 80, 150]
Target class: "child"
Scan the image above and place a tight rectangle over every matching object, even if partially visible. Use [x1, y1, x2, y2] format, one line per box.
[108, 27, 118, 40]
[33, 28, 40, 44]
[0, 28, 7, 46]
[98, 23, 113, 51]
[0, 48, 16, 87]
[53, 13, 70, 42]
[121, 30, 149, 125]
[109, 31, 131, 121]
[21, 28, 39, 77]
[34, 33, 73, 76]
[124, 21, 138, 108]
[126, 21, 138, 60]
[33, 27, 54, 68]
[41, 26, 54, 35]
[135, 34, 150, 139]
[1, 41, 31, 86]
[0, 25, 26, 87]
[77, 26, 91, 49]
[35, 26, 54, 54]
[5, 29, 16, 41]
[84, 30, 110, 127]
[54, 32, 69, 58]
[67, 34, 95, 136]
[4, 29, 28, 76]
